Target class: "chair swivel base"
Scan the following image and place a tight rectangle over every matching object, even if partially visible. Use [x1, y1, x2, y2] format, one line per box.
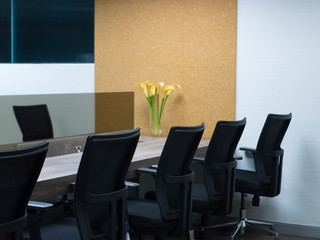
[231, 210, 279, 240]
[195, 219, 239, 239]
[195, 214, 278, 240]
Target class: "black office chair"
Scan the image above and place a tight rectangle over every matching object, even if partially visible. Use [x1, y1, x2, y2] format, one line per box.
[29, 128, 140, 240]
[0, 142, 48, 240]
[13, 104, 54, 141]
[192, 119, 246, 238]
[127, 123, 205, 240]
[232, 113, 292, 240]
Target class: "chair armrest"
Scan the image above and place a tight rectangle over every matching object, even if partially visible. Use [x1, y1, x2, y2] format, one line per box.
[27, 201, 54, 240]
[27, 201, 53, 211]
[239, 147, 256, 155]
[233, 155, 243, 160]
[136, 167, 157, 177]
[150, 164, 158, 169]
[193, 156, 205, 164]
[125, 181, 140, 188]
[71, 181, 139, 190]
[69, 181, 76, 192]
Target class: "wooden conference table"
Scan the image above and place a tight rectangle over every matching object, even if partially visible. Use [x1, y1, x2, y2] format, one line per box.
[31, 136, 210, 201]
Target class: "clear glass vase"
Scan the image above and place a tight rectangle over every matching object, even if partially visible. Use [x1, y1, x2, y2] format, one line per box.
[150, 109, 162, 137]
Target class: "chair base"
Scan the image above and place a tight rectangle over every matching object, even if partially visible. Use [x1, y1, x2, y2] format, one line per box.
[195, 204, 279, 240]
[227, 193, 279, 239]
[194, 219, 238, 239]
[231, 218, 279, 240]
[196, 218, 278, 240]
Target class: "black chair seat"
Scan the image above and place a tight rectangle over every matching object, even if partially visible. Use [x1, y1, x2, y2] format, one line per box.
[192, 184, 223, 214]
[36, 218, 80, 240]
[127, 199, 176, 230]
[235, 169, 269, 195]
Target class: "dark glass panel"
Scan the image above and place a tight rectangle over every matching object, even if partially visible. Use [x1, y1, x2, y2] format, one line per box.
[0, 0, 11, 63]
[13, 0, 94, 63]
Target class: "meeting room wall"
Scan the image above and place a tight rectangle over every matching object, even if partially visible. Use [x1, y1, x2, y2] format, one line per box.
[94, 0, 237, 138]
[235, 0, 320, 236]
[0, 64, 95, 144]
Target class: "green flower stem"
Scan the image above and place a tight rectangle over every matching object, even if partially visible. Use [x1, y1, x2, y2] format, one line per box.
[146, 93, 171, 136]
[156, 90, 160, 125]
[148, 94, 162, 136]
[159, 95, 169, 124]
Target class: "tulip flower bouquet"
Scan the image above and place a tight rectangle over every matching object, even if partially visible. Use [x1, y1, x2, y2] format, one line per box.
[138, 81, 181, 137]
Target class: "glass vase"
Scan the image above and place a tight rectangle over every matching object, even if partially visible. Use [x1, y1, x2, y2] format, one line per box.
[150, 109, 162, 137]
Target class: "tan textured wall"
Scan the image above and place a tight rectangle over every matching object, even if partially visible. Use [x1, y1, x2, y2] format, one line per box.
[95, 0, 237, 138]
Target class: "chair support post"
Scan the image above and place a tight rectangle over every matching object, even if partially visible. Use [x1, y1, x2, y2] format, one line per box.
[231, 193, 279, 240]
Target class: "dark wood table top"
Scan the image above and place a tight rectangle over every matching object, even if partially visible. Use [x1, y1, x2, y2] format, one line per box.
[31, 136, 209, 201]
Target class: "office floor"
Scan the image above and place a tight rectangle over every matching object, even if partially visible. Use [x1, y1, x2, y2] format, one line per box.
[194, 228, 318, 240]
[39, 204, 318, 240]
[130, 228, 319, 240]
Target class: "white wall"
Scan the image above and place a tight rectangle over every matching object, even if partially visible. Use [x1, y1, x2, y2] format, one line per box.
[0, 64, 95, 144]
[236, 0, 320, 227]
[0, 64, 94, 95]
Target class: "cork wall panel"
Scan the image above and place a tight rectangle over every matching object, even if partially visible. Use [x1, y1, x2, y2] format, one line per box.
[95, 0, 237, 138]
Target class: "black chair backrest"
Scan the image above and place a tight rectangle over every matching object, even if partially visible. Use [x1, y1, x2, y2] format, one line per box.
[255, 113, 292, 197]
[74, 128, 140, 240]
[156, 123, 205, 237]
[0, 142, 48, 239]
[204, 119, 246, 216]
[13, 104, 54, 141]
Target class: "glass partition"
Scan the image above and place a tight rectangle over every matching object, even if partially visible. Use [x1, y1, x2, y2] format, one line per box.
[0, 93, 95, 145]
[0, 92, 134, 146]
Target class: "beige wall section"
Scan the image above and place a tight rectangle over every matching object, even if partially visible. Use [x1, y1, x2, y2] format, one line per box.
[95, 0, 237, 138]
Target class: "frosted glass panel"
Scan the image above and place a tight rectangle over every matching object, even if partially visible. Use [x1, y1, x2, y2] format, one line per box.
[0, 93, 95, 145]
